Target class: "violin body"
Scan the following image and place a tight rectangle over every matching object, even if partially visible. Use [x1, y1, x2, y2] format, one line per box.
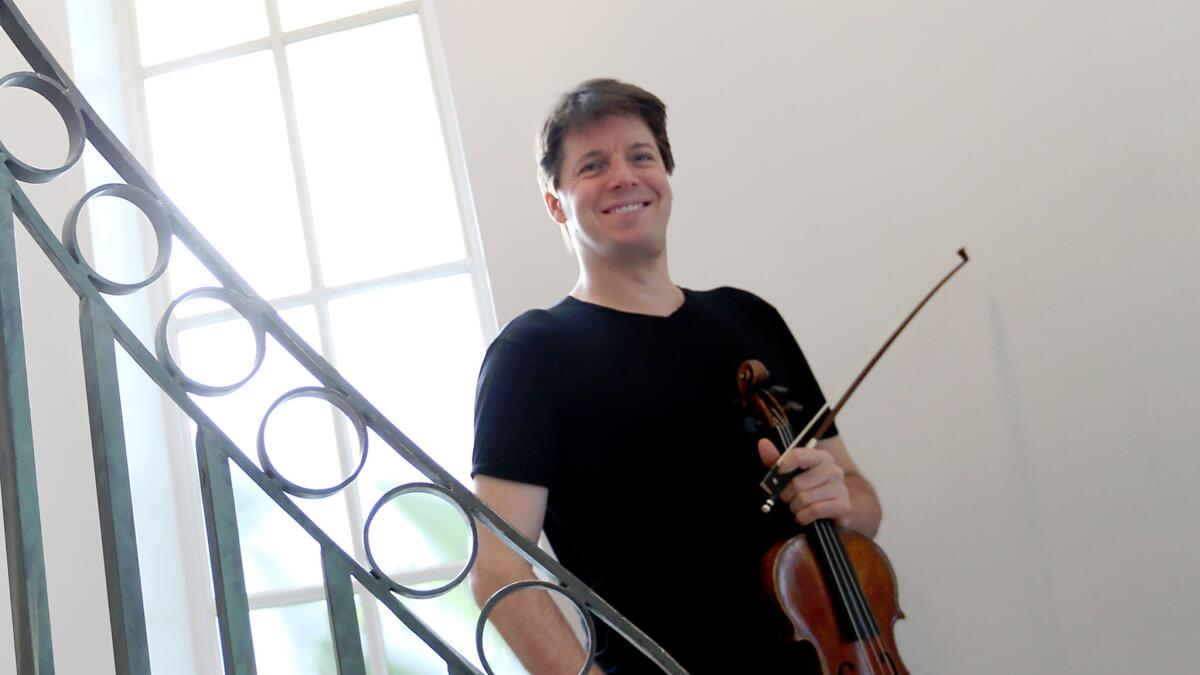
[763, 528, 909, 674]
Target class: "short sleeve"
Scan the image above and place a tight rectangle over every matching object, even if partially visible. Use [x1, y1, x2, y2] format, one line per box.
[762, 301, 839, 440]
[471, 338, 560, 486]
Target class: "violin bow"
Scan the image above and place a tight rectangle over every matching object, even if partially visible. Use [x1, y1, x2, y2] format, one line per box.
[760, 247, 971, 513]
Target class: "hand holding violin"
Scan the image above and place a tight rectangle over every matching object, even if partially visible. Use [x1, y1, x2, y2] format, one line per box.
[757, 437, 881, 537]
[756, 439, 852, 527]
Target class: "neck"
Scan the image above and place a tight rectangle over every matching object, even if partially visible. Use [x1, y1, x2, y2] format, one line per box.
[571, 253, 682, 316]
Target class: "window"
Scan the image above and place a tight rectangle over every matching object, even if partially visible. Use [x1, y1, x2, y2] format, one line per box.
[123, 0, 518, 671]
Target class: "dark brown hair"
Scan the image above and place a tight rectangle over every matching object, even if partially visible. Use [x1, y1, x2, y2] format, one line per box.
[536, 78, 675, 195]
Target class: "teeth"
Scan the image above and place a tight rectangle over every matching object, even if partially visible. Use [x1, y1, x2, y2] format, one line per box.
[612, 203, 644, 214]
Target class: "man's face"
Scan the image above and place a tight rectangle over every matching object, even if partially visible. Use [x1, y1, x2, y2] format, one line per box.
[545, 115, 673, 266]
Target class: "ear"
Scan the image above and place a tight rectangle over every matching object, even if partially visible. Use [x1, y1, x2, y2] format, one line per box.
[544, 191, 568, 225]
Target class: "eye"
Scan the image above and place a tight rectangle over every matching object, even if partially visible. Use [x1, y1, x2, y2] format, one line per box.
[579, 160, 602, 175]
[634, 152, 656, 162]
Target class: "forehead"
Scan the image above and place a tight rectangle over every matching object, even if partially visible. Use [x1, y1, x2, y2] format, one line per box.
[560, 115, 655, 161]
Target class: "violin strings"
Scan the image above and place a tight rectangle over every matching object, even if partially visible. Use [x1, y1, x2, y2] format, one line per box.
[777, 420, 893, 674]
[773, 426, 871, 650]
[814, 519, 892, 673]
[775, 422, 870, 640]
[796, 423, 892, 669]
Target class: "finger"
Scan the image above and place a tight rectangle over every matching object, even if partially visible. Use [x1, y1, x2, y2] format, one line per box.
[783, 474, 843, 508]
[792, 497, 853, 527]
[793, 482, 846, 508]
[786, 461, 845, 494]
[780, 464, 844, 504]
[776, 446, 833, 474]
[757, 438, 781, 468]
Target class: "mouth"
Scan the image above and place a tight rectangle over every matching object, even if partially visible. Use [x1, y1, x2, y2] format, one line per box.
[602, 201, 651, 215]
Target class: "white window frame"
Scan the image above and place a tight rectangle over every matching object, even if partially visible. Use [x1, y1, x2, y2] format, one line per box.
[114, 0, 498, 672]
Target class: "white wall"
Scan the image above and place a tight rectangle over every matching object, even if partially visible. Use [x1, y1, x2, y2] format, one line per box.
[432, 0, 1200, 672]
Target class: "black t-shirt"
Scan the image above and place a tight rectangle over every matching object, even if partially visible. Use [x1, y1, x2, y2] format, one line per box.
[472, 287, 836, 674]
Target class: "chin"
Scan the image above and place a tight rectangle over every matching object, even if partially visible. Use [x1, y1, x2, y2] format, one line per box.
[611, 239, 666, 264]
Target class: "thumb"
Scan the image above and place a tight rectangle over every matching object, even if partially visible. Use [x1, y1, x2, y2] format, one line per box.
[757, 438, 781, 468]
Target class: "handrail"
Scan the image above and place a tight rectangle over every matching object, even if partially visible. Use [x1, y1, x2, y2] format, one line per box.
[0, 0, 690, 672]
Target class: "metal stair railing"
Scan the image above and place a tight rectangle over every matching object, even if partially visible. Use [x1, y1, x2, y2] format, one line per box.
[0, 1, 689, 673]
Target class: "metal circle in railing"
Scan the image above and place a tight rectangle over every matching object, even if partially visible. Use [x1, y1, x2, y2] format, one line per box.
[476, 580, 596, 675]
[363, 482, 478, 599]
[62, 183, 173, 295]
[257, 386, 368, 499]
[154, 287, 266, 396]
[0, 71, 85, 184]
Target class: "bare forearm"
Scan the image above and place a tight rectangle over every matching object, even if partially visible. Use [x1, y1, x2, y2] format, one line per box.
[845, 472, 881, 538]
[472, 565, 602, 674]
[470, 477, 600, 672]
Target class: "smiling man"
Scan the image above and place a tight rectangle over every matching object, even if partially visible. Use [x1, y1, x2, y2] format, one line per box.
[469, 79, 882, 674]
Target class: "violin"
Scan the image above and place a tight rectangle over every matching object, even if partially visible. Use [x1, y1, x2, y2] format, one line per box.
[740, 359, 908, 674]
[738, 248, 970, 674]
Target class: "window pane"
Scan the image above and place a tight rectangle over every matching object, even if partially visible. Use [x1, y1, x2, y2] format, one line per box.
[364, 491, 471, 590]
[159, 244, 221, 319]
[287, 17, 465, 286]
[232, 468, 350, 595]
[379, 583, 527, 674]
[175, 306, 322, 457]
[133, 0, 267, 66]
[328, 274, 482, 487]
[277, 0, 401, 32]
[175, 306, 355, 593]
[260, 389, 363, 494]
[145, 51, 311, 300]
[250, 600, 340, 674]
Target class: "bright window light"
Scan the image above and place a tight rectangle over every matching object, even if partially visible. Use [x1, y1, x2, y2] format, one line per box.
[144, 51, 311, 300]
[277, 0, 402, 32]
[133, 0, 268, 66]
[129, 1, 495, 671]
[288, 16, 465, 286]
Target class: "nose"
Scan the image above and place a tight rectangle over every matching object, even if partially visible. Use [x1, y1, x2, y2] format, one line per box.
[607, 156, 638, 190]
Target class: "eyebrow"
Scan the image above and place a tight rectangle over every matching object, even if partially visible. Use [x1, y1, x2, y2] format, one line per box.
[574, 149, 605, 166]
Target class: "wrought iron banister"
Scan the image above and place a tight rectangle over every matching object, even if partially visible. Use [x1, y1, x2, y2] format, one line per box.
[0, 0, 689, 673]
[0, 150, 55, 675]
